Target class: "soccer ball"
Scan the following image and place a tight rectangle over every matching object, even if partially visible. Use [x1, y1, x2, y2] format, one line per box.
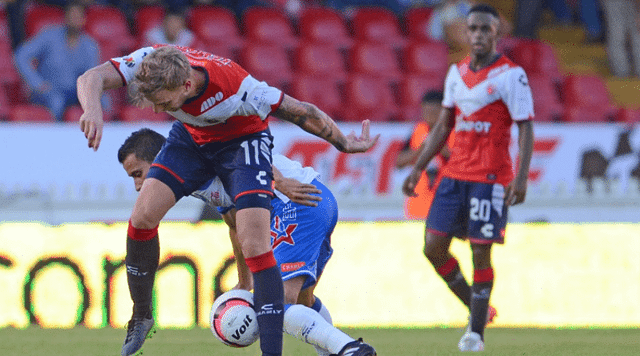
[210, 289, 259, 347]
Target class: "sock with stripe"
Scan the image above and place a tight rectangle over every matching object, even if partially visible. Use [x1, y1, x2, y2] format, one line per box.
[470, 267, 494, 339]
[284, 304, 354, 355]
[125, 221, 159, 318]
[436, 257, 472, 307]
[247, 251, 284, 356]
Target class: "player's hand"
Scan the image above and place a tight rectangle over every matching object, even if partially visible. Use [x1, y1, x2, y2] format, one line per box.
[505, 176, 527, 206]
[402, 169, 422, 197]
[78, 109, 104, 151]
[276, 177, 322, 207]
[341, 120, 380, 153]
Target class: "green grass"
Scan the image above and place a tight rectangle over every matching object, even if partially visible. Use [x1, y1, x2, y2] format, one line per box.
[1, 327, 639, 355]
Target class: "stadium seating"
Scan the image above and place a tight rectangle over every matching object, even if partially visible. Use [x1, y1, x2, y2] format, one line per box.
[187, 6, 244, 58]
[298, 7, 352, 50]
[351, 7, 407, 48]
[616, 107, 640, 124]
[341, 74, 399, 122]
[62, 105, 85, 123]
[562, 75, 618, 122]
[0, 85, 9, 120]
[24, 3, 65, 38]
[398, 74, 444, 122]
[349, 42, 402, 84]
[242, 7, 297, 49]
[85, 5, 136, 61]
[508, 40, 563, 83]
[528, 74, 563, 122]
[294, 42, 347, 82]
[8, 104, 54, 122]
[404, 7, 435, 41]
[0, 46, 19, 86]
[238, 43, 293, 90]
[134, 5, 165, 38]
[119, 105, 171, 122]
[403, 40, 449, 80]
[290, 75, 342, 119]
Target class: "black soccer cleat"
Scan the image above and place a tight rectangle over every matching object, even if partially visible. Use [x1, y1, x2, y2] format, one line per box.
[121, 314, 156, 356]
[332, 338, 377, 356]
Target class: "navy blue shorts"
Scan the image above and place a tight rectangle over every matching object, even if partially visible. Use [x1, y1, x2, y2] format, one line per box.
[147, 121, 274, 210]
[426, 177, 508, 244]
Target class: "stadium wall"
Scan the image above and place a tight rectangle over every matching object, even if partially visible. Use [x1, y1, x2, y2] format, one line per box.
[0, 122, 639, 223]
[0, 221, 638, 329]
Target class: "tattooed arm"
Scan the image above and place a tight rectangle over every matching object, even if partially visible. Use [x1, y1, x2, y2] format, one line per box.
[272, 95, 379, 153]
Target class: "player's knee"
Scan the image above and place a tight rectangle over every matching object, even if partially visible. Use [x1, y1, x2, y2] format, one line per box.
[130, 208, 161, 229]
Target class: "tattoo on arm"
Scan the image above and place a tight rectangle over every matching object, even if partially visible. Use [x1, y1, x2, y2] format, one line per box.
[274, 96, 347, 151]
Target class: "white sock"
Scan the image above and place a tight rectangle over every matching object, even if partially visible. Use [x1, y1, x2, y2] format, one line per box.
[315, 300, 333, 325]
[284, 304, 354, 354]
[312, 298, 334, 356]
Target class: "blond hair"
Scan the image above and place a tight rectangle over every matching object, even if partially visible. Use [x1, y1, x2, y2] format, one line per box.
[130, 46, 190, 106]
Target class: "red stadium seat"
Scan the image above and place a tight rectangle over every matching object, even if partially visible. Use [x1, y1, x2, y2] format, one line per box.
[120, 105, 171, 122]
[239, 43, 293, 90]
[527, 75, 563, 122]
[62, 105, 85, 123]
[404, 40, 449, 78]
[404, 7, 434, 41]
[508, 40, 562, 82]
[562, 75, 617, 122]
[0, 85, 10, 120]
[351, 7, 407, 48]
[85, 5, 136, 61]
[9, 104, 54, 123]
[134, 5, 165, 37]
[187, 6, 244, 56]
[290, 75, 342, 119]
[350, 42, 402, 84]
[341, 74, 399, 122]
[294, 43, 346, 82]
[298, 7, 353, 49]
[242, 7, 297, 49]
[398, 74, 444, 121]
[0, 46, 20, 86]
[24, 4, 65, 38]
[616, 107, 640, 124]
[0, 9, 12, 50]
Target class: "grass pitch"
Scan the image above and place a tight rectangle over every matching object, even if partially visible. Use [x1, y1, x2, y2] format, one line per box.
[1, 327, 639, 356]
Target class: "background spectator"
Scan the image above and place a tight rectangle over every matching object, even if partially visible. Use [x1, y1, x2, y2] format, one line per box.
[142, 9, 197, 47]
[601, 0, 640, 77]
[514, 0, 573, 38]
[13, 1, 108, 121]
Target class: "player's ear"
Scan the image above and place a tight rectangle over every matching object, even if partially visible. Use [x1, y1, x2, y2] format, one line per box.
[184, 80, 191, 91]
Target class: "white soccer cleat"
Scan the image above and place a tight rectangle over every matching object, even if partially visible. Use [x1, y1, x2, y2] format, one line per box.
[458, 331, 484, 352]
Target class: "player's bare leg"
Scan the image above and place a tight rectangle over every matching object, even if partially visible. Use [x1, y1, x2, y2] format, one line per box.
[122, 178, 176, 356]
[236, 207, 285, 356]
[424, 231, 472, 307]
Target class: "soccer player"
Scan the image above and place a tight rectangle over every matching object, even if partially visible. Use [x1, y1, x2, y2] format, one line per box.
[402, 4, 534, 352]
[77, 45, 378, 356]
[118, 128, 377, 356]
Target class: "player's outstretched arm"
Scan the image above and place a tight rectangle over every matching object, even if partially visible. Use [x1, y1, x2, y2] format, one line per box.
[506, 120, 534, 206]
[272, 95, 380, 153]
[402, 107, 454, 197]
[273, 166, 322, 207]
[222, 209, 254, 291]
[76, 62, 124, 151]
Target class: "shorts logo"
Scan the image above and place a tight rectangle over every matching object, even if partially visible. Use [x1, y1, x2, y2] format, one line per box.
[270, 215, 297, 249]
[281, 261, 305, 272]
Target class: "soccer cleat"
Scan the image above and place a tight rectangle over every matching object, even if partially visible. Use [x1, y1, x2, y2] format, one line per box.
[121, 314, 156, 356]
[486, 305, 497, 325]
[458, 331, 484, 352]
[331, 338, 377, 356]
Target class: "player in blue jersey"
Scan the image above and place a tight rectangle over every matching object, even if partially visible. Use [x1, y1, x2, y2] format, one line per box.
[118, 128, 377, 356]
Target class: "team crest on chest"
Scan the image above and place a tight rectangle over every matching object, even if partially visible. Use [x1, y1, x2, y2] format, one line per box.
[271, 215, 297, 249]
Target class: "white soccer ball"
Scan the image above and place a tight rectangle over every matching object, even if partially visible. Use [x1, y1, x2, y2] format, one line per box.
[209, 289, 259, 347]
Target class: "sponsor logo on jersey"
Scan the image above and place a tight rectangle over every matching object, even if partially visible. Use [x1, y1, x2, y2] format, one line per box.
[123, 56, 135, 68]
[455, 118, 492, 133]
[200, 92, 224, 112]
[281, 261, 306, 272]
[487, 85, 495, 95]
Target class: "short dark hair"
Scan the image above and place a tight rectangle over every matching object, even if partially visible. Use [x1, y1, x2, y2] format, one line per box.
[118, 128, 166, 164]
[421, 91, 444, 104]
[468, 4, 499, 18]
